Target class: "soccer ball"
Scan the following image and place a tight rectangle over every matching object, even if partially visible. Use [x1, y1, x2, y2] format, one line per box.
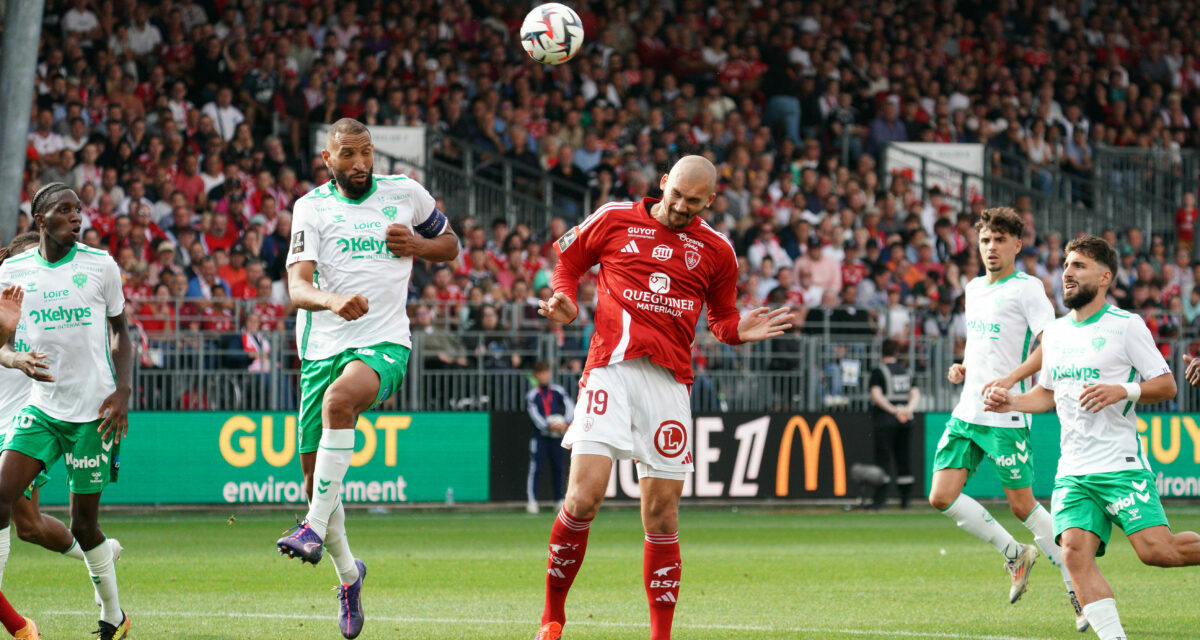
[520, 3, 584, 66]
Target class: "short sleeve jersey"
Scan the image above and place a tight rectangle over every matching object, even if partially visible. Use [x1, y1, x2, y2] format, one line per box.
[952, 271, 1055, 428]
[287, 176, 447, 360]
[0, 244, 124, 422]
[553, 199, 743, 384]
[1039, 305, 1172, 477]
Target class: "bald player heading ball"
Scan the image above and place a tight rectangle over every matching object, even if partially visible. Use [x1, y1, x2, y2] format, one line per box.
[533, 156, 793, 640]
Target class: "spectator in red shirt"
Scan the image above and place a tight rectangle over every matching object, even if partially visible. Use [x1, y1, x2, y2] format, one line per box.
[233, 259, 266, 300]
[252, 274, 287, 331]
[173, 153, 207, 209]
[205, 209, 241, 252]
[840, 240, 868, 287]
[137, 283, 176, 334]
[1177, 191, 1197, 254]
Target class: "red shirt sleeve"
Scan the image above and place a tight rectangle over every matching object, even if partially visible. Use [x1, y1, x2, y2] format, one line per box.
[551, 211, 609, 307]
[705, 245, 743, 346]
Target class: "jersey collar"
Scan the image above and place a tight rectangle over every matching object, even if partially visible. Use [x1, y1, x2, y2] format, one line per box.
[1070, 303, 1110, 327]
[34, 243, 78, 269]
[328, 175, 377, 205]
[986, 269, 1020, 286]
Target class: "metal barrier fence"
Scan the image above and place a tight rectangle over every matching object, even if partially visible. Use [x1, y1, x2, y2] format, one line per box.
[987, 147, 1191, 240]
[423, 130, 592, 234]
[127, 322, 1200, 415]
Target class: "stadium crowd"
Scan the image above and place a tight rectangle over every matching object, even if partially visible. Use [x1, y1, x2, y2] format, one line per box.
[10, 0, 1200, 377]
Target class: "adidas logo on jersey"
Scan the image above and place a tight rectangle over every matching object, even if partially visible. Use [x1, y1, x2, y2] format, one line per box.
[655, 592, 677, 603]
[621, 240, 640, 253]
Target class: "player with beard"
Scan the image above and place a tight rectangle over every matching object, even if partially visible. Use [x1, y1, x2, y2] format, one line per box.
[533, 156, 793, 640]
[275, 119, 458, 639]
[985, 235, 1200, 640]
[0, 183, 133, 639]
[931, 207, 1081, 629]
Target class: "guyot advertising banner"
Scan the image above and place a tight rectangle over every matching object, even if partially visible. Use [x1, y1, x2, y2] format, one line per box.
[37, 412, 490, 505]
[924, 413, 1200, 498]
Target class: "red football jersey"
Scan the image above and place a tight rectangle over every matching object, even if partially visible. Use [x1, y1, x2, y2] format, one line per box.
[553, 198, 743, 384]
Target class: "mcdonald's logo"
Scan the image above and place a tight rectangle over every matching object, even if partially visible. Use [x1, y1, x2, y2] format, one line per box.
[775, 415, 846, 496]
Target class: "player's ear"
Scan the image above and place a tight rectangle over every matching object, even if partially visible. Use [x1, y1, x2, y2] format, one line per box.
[659, 174, 669, 190]
[705, 192, 716, 208]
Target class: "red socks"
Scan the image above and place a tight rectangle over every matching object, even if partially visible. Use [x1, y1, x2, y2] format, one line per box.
[541, 507, 592, 626]
[0, 590, 25, 635]
[644, 531, 681, 640]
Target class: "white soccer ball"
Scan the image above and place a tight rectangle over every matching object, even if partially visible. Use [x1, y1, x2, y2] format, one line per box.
[520, 3, 585, 66]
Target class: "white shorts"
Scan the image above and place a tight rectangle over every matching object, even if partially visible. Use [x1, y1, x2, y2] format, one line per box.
[562, 357, 692, 480]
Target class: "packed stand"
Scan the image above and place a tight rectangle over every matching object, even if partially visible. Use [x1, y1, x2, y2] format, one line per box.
[13, 0, 1200, 408]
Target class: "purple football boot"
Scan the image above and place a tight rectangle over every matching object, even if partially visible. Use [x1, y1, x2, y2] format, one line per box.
[276, 520, 324, 565]
[337, 559, 367, 639]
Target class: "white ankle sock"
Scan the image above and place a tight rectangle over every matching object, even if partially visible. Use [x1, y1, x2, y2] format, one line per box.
[941, 495, 1021, 559]
[1083, 598, 1126, 640]
[325, 501, 359, 585]
[83, 539, 122, 626]
[63, 538, 85, 560]
[305, 429, 355, 538]
[1022, 503, 1072, 587]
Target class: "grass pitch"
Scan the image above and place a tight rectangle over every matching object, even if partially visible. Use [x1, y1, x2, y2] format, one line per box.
[9, 505, 1200, 639]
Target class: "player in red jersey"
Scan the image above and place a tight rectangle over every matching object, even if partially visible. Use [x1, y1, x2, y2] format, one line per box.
[533, 156, 793, 640]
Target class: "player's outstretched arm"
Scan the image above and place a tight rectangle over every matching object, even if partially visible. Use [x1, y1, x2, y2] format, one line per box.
[538, 292, 578, 324]
[1078, 372, 1176, 413]
[98, 313, 133, 443]
[982, 341, 1043, 396]
[736, 307, 794, 343]
[0, 285, 22, 346]
[287, 260, 369, 321]
[386, 224, 460, 262]
[982, 384, 1055, 414]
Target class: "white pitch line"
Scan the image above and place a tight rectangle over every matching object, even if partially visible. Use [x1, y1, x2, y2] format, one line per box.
[42, 610, 1052, 640]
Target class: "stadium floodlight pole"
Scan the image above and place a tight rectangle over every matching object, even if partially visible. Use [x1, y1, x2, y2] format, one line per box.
[0, 0, 46, 243]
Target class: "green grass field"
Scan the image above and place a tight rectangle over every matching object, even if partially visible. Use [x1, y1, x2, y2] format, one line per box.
[8, 505, 1200, 639]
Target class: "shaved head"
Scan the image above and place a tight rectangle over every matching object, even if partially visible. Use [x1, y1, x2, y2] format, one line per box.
[654, 155, 718, 229]
[669, 155, 718, 191]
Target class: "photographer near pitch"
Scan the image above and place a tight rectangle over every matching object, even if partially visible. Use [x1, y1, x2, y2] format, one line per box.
[526, 361, 574, 514]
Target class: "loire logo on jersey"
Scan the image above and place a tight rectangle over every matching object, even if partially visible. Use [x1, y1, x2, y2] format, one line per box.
[1050, 364, 1101, 382]
[42, 289, 70, 300]
[652, 245, 673, 261]
[654, 420, 688, 458]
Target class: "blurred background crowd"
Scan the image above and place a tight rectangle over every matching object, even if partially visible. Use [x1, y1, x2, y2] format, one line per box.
[8, 0, 1200, 401]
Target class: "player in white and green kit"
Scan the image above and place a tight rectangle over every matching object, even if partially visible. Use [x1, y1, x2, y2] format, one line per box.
[0, 232, 122, 593]
[930, 207, 1083, 630]
[0, 183, 133, 639]
[275, 119, 459, 639]
[985, 235, 1200, 640]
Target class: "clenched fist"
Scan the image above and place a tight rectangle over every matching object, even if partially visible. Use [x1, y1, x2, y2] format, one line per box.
[386, 224, 420, 257]
[329, 293, 370, 321]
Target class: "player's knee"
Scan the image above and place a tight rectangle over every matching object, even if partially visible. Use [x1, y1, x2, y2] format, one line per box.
[564, 488, 603, 520]
[928, 492, 953, 511]
[323, 388, 360, 428]
[1060, 541, 1091, 569]
[12, 515, 43, 545]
